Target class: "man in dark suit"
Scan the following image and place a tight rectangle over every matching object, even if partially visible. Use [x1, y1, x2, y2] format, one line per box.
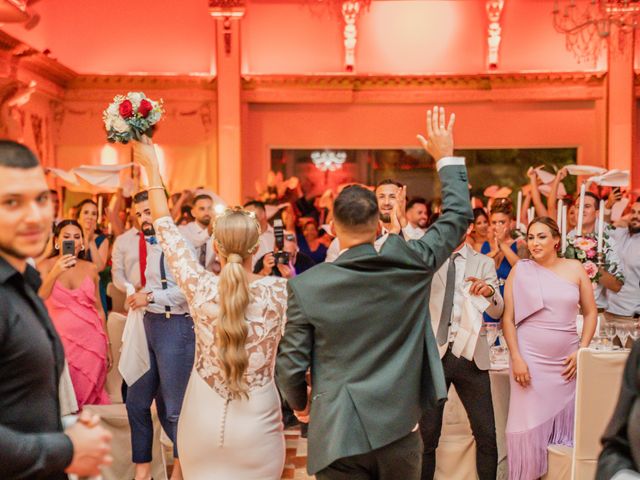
[276, 107, 473, 479]
[0, 141, 112, 479]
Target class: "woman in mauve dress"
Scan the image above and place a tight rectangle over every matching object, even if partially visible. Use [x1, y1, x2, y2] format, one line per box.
[502, 217, 597, 480]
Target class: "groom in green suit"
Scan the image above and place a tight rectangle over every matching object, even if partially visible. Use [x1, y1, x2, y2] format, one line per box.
[276, 107, 473, 479]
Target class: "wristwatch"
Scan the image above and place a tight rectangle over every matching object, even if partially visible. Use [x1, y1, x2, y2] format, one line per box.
[484, 285, 496, 298]
[146, 292, 154, 304]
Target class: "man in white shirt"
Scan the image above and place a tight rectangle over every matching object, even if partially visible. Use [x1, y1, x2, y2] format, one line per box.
[244, 200, 275, 268]
[325, 181, 422, 262]
[568, 192, 624, 309]
[111, 225, 142, 294]
[405, 196, 429, 240]
[605, 199, 640, 339]
[421, 239, 504, 480]
[178, 193, 219, 272]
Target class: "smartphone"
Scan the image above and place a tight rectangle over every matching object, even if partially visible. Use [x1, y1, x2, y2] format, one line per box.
[62, 240, 75, 256]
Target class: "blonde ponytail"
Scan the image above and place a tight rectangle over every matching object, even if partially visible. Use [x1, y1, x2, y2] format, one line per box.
[212, 208, 261, 399]
[217, 261, 250, 399]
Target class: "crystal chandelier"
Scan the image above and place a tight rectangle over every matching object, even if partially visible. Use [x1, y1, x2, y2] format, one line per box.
[552, 0, 640, 63]
[311, 151, 347, 172]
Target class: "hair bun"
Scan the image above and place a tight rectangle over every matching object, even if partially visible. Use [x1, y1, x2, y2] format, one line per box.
[227, 253, 243, 264]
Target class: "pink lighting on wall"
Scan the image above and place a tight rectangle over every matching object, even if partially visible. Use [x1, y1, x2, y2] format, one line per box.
[99, 144, 118, 166]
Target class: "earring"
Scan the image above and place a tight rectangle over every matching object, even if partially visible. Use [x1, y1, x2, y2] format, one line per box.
[80, 244, 85, 251]
[54, 244, 59, 250]
[554, 243, 559, 250]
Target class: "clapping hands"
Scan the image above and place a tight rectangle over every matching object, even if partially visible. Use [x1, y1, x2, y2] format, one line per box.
[417, 106, 455, 162]
[390, 185, 407, 234]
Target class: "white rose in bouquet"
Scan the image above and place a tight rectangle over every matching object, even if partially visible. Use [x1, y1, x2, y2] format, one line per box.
[112, 116, 131, 134]
[127, 92, 145, 109]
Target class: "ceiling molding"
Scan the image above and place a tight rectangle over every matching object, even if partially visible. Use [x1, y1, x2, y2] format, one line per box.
[68, 74, 217, 91]
[241, 72, 608, 104]
[0, 29, 75, 96]
[242, 72, 607, 90]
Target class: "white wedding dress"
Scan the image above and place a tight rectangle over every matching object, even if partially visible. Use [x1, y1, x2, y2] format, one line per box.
[155, 218, 288, 479]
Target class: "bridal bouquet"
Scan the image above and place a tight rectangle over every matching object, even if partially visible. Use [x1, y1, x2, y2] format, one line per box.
[103, 92, 164, 144]
[563, 235, 600, 282]
[563, 231, 623, 285]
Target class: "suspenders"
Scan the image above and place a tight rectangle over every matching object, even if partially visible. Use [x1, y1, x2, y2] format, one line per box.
[159, 252, 171, 319]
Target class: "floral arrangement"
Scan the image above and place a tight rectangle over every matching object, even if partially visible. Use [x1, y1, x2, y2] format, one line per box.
[103, 92, 164, 144]
[562, 231, 623, 284]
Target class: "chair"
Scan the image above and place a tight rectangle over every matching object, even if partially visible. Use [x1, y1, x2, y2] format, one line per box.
[84, 403, 167, 480]
[543, 349, 629, 480]
[105, 311, 126, 403]
[435, 385, 478, 480]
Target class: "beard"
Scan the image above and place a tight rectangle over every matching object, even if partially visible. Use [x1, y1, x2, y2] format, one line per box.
[379, 212, 391, 223]
[0, 239, 46, 262]
[629, 223, 640, 235]
[199, 216, 212, 227]
[141, 223, 155, 236]
[417, 219, 428, 229]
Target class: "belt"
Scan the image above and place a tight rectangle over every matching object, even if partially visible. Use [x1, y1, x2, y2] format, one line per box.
[144, 311, 190, 319]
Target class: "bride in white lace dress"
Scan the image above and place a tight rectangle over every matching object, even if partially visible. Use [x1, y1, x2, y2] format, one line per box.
[134, 139, 288, 479]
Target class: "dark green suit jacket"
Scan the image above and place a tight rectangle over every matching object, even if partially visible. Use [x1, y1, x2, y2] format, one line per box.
[276, 163, 473, 474]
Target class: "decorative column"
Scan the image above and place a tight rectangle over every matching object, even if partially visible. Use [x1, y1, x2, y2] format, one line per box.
[606, 27, 637, 189]
[209, 0, 245, 205]
[486, 0, 505, 70]
[341, 1, 361, 72]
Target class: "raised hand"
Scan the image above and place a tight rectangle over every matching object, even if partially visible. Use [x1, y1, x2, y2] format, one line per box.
[556, 167, 568, 182]
[132, 135, 160, 174]
[417, 106, 455, 162]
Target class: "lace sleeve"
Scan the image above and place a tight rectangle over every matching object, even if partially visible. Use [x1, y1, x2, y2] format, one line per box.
[273, 278, 288, 336]
[154, 216, 212, 303]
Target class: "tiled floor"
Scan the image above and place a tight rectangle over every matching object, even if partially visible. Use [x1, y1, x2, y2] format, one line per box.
[282, 427, 313, 479]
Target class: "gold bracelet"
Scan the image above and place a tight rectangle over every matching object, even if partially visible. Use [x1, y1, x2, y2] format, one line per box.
[147, 186, 165, 192]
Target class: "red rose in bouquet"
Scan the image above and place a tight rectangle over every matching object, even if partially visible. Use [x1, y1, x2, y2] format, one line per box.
[119, 100, 134, 118]
[138, 99, 153, 118]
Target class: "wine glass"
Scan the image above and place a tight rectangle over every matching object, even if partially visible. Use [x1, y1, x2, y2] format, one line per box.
[485, 322, 499, 347]
[617, 323, 631, 350]
[603, 323, 617, 350]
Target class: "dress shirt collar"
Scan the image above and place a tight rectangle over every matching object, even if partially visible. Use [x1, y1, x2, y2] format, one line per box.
[0, 256, 41, 290]
[453, 243, 469, 260]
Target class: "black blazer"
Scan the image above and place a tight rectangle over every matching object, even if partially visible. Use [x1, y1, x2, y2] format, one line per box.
[597, 340, 640, 479]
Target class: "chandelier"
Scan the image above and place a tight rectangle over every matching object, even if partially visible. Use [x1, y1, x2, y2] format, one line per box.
[311, 151, 347, 172]
[552, 0, 640, 63]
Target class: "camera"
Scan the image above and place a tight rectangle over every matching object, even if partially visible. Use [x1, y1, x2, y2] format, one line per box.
[273, 219, 290, 265]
